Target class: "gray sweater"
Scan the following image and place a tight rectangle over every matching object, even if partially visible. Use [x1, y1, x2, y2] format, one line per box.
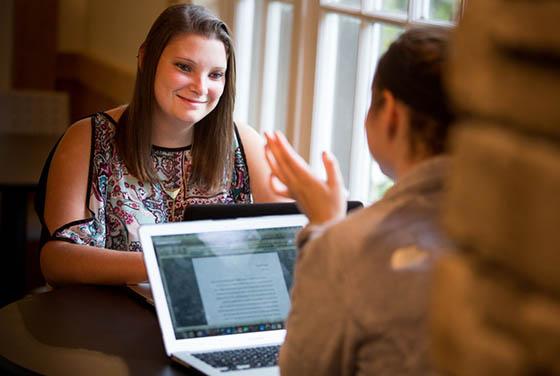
[280, 157, 451, 376]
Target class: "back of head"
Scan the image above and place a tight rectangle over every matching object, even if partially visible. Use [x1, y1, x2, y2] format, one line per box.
[373, 27, 453, 156]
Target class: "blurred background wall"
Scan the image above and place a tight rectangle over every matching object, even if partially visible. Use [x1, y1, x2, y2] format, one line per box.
[0, 0, 226, 121]
[0, 0, 13, 90]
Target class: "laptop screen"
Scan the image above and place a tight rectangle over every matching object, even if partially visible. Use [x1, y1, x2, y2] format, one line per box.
[152, 225, 301, 340]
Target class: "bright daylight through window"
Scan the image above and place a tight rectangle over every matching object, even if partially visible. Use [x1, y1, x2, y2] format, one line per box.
[233, 0, 463, 203]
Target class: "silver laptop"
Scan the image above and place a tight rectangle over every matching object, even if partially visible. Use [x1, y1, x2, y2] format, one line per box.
[139, 214, 307, 375]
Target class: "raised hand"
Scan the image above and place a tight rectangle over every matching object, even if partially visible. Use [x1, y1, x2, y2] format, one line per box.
[264, 131, 347, 225]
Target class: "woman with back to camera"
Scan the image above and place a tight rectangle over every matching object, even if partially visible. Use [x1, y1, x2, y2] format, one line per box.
[265, 27, 455, 374]
[38, 4, 280, 286]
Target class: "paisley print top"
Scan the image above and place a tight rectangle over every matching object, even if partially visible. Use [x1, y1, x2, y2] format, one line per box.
[52, 112, 252, 252]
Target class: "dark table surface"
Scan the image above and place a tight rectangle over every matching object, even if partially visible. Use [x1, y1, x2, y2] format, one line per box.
[0, 285, 200, 375]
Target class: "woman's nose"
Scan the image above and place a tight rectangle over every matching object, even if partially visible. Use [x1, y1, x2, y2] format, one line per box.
[189, 75, 208, 96]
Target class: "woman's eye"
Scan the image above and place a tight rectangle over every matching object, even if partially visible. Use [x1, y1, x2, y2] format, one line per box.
[176, 63, 192, 72]
[209, 71, 225, 80]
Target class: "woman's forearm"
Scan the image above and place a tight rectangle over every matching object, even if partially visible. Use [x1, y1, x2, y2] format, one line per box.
[40, 241, 148, 287]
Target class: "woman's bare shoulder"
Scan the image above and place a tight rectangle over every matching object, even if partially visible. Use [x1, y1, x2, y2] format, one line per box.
[235, 122, 263, 145]
[60, 116, 92, 150]
[51, 104, 128, 179]
[104, 105, 128, 123]
[58, 105, 127, 145]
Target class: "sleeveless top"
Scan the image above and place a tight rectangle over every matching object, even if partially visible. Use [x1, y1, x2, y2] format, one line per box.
[44, 112, 252, 252]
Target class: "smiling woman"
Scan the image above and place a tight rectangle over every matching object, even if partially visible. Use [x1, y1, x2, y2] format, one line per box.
[35, 4, 281, 287]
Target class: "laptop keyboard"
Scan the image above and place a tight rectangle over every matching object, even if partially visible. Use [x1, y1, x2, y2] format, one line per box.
[192, 345, 280, 372]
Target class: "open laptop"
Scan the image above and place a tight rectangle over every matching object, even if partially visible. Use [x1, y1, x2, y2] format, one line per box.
[131, 201, 363, 306]
[139, 214, 308, 375]
[184, 201, 364, 221]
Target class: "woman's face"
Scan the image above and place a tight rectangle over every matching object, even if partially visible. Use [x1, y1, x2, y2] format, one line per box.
[153, 33, 227, 128]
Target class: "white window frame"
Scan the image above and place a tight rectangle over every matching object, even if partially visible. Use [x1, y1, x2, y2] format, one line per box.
[232, 0, 464, 202]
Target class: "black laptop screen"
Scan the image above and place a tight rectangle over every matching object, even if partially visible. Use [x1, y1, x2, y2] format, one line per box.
[152, 225, 301, 340]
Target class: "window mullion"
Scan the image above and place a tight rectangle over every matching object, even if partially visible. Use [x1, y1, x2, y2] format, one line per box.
[409, 0, 422, 23]
[254, 0, 272, 134]
[348, 21, 375, 201]
[284, 0, 301, 144]
[322, 3, 407, 26]
[309, 11, 339, 174]
[287, 0, 320, 161]
[363, 0, 376, 11]
[233, 0, 255, 124]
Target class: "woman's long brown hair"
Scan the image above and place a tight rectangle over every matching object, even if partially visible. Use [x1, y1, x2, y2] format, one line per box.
[116, 4, 236, 191]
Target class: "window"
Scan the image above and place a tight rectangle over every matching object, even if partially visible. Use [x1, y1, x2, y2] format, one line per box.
[233, 0, 294, 135]
[233, 0, 463, 203]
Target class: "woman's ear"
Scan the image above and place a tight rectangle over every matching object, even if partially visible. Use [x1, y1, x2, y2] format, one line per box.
[137, 43, 146, 71]
[380, 90, 397, 139]
[365, 89, 396, 141]
[382, 91, 411, 146]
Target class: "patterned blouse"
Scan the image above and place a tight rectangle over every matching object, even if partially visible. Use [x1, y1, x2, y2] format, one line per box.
[51, 112, 252, 252]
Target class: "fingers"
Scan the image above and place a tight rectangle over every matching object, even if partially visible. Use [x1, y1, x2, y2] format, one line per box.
[275, 132, 309, 173]
[265, 143, 288, 185]
[265, 132, 301, 198]
[268, 175, 293, 199]
[322, 151, 344, 192]
[265, 132, 307, 190]
[266, 132, 309, 178]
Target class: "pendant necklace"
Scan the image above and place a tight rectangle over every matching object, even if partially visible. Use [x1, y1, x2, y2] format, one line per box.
[163, 184, 182, 221]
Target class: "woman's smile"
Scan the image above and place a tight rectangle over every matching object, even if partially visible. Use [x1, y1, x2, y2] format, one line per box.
[176, 94, 208, 106]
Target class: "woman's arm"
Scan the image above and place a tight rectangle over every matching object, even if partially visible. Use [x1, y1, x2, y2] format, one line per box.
[235, 123, 286, 203]
[41, 108, 147, 287]
[41, 241, 147, 286]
